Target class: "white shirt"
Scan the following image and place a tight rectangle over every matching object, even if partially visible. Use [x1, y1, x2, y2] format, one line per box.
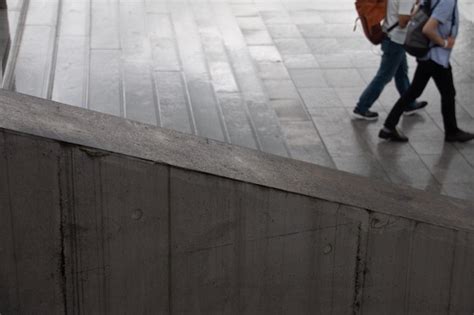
[383, 0, 417, 44]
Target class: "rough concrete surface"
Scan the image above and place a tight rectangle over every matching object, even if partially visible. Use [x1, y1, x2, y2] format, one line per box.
[1, 91, 474, 314]
[0, 90, 472, 231]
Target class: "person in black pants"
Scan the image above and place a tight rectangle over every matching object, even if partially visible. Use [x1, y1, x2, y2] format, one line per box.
[379, 0, 474, 142]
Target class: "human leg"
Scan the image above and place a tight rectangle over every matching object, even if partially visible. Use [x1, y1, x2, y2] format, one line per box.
[431, 62, 458, 135]
[429, 63, 474, 142]
[355, 39, 406, 114]
[394, 52, 410, 96]
[383, 60, 432, 130]
[394, 53, 428, 114]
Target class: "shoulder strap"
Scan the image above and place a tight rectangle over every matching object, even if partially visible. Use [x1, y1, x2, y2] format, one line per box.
[386, 22, 399, 33]
[430, 0, 441, 13]
[449, 0, 457, 35]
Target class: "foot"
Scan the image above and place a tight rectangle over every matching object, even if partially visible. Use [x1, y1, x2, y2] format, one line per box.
[378, 127, 409, 142]
[403, 101, 428, 116]
[352, 108, 379, 121]
[445, 129, 474, 143]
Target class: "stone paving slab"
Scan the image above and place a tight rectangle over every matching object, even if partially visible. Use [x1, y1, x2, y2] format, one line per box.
[1, 0, 473, 201]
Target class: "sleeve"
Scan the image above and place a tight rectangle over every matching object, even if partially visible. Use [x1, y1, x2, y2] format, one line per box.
[431, 0, 455, 24]
[398, 0, 415, 15]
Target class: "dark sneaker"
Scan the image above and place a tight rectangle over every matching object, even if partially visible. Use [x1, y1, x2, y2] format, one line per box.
[378, 128, 409, 142]
[403, 101, 428, 116]
[352, 108, 379, 121]
[445, 129, 474, 143]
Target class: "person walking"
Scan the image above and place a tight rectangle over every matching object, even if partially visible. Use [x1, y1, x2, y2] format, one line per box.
[379, 0, 474, 142]
[353, 0, 428, 120]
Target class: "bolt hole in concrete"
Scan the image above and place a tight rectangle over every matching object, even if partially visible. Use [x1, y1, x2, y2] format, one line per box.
[131, 208, 143, 220]
[323, 244, 333, 255]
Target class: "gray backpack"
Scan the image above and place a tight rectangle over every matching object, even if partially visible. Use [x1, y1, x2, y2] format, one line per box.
[404, 0, 457, 57]
[404, 0, 440, 57]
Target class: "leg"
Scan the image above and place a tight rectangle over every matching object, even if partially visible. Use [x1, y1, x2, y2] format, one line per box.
[431, 62, 458, 135]
[394, 53, 417, 108]
[394, 52, 410, 96]
[0, 0, 6, 9]
[356, 39, 406, 113]
[384, 60, 432, 130]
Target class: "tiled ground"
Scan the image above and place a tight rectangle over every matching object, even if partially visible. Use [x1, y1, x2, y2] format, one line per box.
[1, 0, 473, 201]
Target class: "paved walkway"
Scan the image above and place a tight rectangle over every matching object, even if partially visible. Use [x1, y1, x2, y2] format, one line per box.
[459, 0, 474, 22]
[1, 0, 473, 201]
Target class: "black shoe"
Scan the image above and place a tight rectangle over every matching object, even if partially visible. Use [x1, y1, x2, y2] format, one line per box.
[403, 101, 428, 116]
[352, 108, 379, 121]
[378, 128, 409, 142]
[445, 129, 474, 143]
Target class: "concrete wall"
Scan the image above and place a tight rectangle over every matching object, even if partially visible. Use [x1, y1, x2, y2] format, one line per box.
[1, 90, 474, 314]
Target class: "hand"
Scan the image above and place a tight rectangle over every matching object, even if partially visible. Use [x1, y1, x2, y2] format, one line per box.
[446, 36, 456, 49]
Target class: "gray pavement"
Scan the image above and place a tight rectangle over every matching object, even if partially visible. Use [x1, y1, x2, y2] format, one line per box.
[1, 0, 473, 201]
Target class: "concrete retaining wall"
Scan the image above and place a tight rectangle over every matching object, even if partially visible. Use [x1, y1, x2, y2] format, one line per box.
[1, 90, 473, 314]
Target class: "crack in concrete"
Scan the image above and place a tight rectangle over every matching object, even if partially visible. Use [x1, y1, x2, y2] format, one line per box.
[180, 221, 355, 255]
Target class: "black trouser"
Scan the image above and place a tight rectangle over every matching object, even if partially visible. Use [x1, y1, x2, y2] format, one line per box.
[384, 59, 458, 135]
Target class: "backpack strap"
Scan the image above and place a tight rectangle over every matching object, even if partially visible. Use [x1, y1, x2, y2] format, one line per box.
[386, 22, 399, 33]
[428, 0, 441, 13]
[449, 0, 457, 35]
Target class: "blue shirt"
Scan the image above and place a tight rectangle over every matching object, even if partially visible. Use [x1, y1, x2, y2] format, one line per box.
[422, 0, 459, 68]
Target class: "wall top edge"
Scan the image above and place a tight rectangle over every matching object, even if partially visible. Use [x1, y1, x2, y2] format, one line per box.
[1, 90, 473, 231]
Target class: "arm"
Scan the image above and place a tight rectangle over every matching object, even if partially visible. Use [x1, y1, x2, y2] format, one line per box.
[399, 15, 411, 28]
[398, 0, 417, 28]
[422, 17, 456, 48]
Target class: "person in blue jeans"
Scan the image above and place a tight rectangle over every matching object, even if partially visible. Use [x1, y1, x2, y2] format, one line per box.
[353, 0, 428, 120]
[379, 0, 474, 142]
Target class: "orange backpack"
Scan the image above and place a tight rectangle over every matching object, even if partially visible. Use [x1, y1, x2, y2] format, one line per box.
[355, 0, 396, 45]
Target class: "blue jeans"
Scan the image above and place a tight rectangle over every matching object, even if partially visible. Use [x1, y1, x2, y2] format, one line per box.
[356, 37, 416, 113]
